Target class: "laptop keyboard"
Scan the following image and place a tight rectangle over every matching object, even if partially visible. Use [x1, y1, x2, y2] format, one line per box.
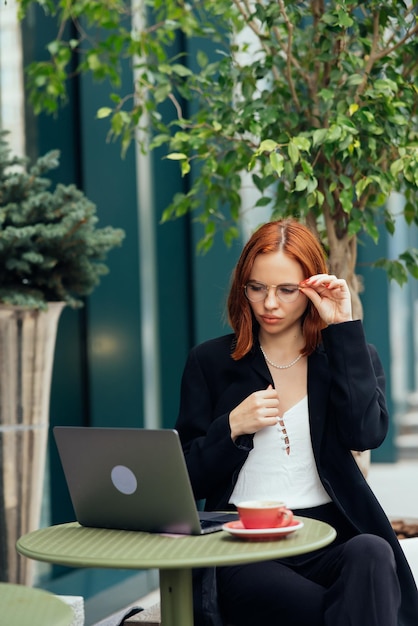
[200, 519, 225, 530]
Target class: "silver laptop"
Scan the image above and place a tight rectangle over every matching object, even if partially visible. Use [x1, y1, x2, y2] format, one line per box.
[53, 426, 237, 534]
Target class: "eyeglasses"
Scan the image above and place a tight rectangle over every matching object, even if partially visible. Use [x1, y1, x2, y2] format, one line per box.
[244, 281, 301, 303]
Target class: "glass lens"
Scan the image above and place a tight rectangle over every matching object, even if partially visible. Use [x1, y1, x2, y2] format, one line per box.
[245, 282, 267, 302]
[277, 285, 300, 302]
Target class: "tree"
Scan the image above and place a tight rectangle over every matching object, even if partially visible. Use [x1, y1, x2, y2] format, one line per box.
[18, 0, 418, 318]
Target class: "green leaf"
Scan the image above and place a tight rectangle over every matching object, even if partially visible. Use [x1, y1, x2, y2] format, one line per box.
[373, 78, 398, 95]
[346, 74, 363, 86]
[165, 152, 188, 161]
[318, 88, 335, 101]
[293, 136, 311, 152]
[325, 125, 342, 143]
[269, 151, 284, 176]
[340, 191, 353, 213]
[301, 159, 313, 176]
[257, 139, 279, 155]
[171, 63, 193, 77]
[404, 202, 415, 225]
[295, 174, 308, 191]
[312, 129, 328, 147]
[288, 140, 300, 165]
[196, 50, 208, 68]
[223, 225, 240, 247]
[390, 159, 404, 177]
[336, 10, 353, 28]
[255, 196, 273, 207]
[316, 190, 325, 207]
[355, 177, 373, 197]
[400, 249, 418, 279]
[180, 160, 191, 176]
[364, 221, 379, 243]
[154, 84, 172, 103]
[340, 175, 352, 190]
[97, 107, 113, 119]
[47, 40, 60, 55]
[374, 259, 407, 286]
[307, 177, 318, 194]
[87, 53, 101, 71]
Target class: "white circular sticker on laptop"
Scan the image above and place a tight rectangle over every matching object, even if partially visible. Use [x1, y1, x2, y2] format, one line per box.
[111, 465, 138, 495]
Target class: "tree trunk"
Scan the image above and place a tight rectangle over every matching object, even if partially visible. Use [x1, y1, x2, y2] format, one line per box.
[326, 228, 363, 321]
[323, 224, 370, 476]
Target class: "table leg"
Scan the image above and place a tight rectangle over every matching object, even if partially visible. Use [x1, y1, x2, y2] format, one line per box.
[159, 568, 194, 626]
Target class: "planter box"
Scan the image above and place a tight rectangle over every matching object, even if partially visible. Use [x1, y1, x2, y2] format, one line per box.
[392, 518, 418, 585]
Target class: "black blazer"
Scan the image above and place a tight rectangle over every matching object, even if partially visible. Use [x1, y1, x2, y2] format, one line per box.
[175, 321, 418, 625]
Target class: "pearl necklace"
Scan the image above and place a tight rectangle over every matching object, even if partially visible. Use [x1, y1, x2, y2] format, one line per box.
[260, 345, 303, 370]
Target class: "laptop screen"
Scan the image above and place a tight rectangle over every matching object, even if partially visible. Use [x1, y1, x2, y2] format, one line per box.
[53, 426, 237, 534]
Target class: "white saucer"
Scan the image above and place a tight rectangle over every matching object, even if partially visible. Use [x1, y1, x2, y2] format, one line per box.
[222, 519, 304, 540]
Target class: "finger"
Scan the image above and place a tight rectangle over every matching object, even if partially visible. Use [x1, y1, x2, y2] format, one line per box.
[298, 284, 323, 308]
[303, 273, 336, 283]
[254, 413, 281, 430]
[263, 416, 281, 427]
[262, 402, 280, 415]
[324, 278, 349, 293]
[300, 274, 337, 291]
[257, 387, 279, 400]
[303, 275, 350, 293]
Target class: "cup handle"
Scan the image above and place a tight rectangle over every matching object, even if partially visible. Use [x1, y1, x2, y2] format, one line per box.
[279, 508, 293, 527]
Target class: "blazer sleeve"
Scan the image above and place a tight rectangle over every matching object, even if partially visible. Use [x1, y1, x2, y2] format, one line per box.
[321, 320, 389, 451]
[175, 345, 251, 500]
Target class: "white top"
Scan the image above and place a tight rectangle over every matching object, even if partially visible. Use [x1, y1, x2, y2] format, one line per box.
[229, 396, 331, 509]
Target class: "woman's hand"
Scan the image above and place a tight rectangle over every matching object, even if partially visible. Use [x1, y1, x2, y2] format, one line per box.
[299, 274, 353, 325]
[229, 385, 279, 440]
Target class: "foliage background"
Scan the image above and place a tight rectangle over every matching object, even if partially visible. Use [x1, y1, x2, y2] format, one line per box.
[18, 0, 418, 317]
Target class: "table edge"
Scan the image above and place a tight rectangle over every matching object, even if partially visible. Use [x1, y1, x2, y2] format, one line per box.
[16, 517, 337, 570]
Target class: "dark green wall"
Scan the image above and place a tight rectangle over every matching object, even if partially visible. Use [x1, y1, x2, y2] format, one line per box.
[357, 228, 396, 462]
[78, 72, 143, 430]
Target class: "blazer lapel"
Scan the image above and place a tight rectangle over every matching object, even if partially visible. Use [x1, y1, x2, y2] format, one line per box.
[248, 344, 274, 385]
[308, 347, 331, 458]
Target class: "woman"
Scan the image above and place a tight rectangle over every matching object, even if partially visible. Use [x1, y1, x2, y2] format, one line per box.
[175, 219, 418, 626]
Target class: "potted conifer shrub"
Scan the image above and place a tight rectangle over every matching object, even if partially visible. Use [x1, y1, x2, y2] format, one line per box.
[0, 131, 125, 583]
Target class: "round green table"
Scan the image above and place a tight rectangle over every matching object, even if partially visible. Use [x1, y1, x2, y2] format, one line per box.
[17, 517, 336, 626]
[0, 582, 74, 626]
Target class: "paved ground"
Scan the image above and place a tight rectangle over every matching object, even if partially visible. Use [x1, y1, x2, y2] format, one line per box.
[92, 589, 160, 626]
[368, 459, 418, 587]
[368, 459, 418, 519]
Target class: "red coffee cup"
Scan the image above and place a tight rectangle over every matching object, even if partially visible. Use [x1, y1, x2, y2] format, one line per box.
[237, 500, 294, 529]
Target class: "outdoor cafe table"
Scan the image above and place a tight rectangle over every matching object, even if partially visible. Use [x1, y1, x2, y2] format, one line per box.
[16, 517, 336, 626]
[0, 581, 74, 626]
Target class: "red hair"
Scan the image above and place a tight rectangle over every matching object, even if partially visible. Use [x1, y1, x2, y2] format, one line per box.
[227, 219, 328, 360]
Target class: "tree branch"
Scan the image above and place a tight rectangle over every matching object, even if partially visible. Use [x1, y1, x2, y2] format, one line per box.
[275, 0, 301, 110]
[377, 22, 418, 60]
[232, 0, 281, 82]
[355, 10, 418, 101]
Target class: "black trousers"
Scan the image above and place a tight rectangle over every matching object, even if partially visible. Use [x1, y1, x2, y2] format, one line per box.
[216, 503, 401, 626]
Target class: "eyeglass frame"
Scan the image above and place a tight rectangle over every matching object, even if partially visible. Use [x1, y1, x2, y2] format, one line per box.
[244, 280, 301, 303]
